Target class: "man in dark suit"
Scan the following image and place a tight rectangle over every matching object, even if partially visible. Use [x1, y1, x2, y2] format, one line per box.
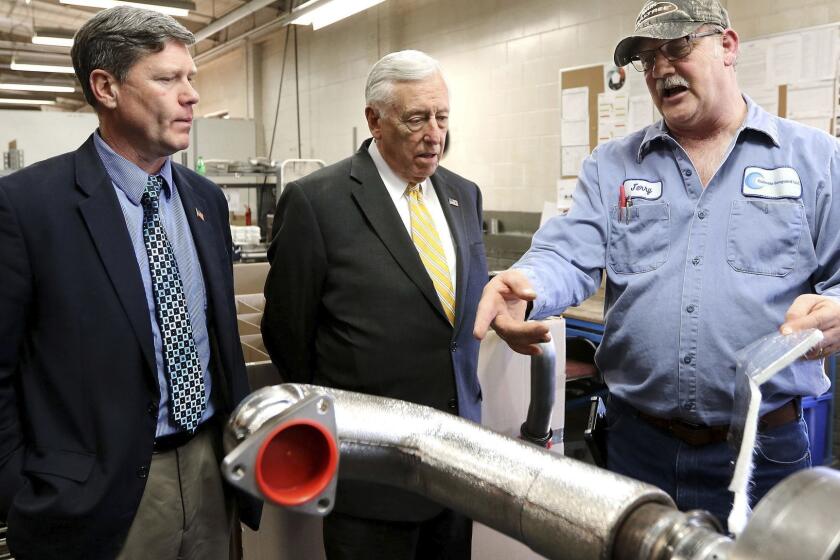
[0, 7, 259, 559]
[262, 50, 488, 559]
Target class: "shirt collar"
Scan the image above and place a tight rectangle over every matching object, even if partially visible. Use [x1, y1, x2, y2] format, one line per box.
[93, 130, 175, 205]
[367, 139, 429, 202]
[636, 94, 780, 162]
[739, 94, 780, 147]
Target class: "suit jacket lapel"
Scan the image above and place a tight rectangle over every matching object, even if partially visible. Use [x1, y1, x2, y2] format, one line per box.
[430, 173, 470, 334]
[349, 146, 448, 323]
[75, 137, 156, 377]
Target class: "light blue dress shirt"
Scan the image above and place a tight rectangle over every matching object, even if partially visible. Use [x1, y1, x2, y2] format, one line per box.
[94, 132, 215, 436]
[516, 96, 839, 424]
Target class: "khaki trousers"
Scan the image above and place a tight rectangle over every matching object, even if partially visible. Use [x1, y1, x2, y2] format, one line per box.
[117, 426, 234, 560]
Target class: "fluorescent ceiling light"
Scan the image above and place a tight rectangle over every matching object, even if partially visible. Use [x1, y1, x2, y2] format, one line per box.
[58, 0, 195, 17]
[0, 82, 75, 93]
[292, 0, 386, 30]
[203, 109, 229, 118]
[32, 30, 75, 47]
[10, 60, 75, 74]
[32, 35, 74, 47]
[0, 98, 56, 105]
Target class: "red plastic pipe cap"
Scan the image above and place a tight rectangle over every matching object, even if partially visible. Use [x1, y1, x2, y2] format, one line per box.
[255, 419, 339, 506]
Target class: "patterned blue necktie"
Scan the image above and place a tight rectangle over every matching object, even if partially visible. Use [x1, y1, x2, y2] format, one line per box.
[141, 175, 206, 433]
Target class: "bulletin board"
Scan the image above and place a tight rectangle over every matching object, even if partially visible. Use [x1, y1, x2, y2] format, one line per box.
[738, 22, 840, 133]
[559, 64, 604, 163]
[558, 60, 654, 195]
[557, 22, 840, 185]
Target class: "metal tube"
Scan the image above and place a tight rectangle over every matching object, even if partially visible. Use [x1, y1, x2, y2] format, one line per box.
[520, 340, 556, 446]
[613, 503, 732, 560]
[226, 384, 675, 560]
[729, 467, 840, 560]
[194, 0, 330, 43]
[225, 384, 840, 560]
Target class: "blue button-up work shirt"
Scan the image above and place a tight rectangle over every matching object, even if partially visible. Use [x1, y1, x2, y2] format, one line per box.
[516, 96, 839, 424]
[94, 132, 215, 436]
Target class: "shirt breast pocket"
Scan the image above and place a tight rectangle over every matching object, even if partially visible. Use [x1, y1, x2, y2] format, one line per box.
[608, 201, 670, 274]
[726, 199, 804, 277]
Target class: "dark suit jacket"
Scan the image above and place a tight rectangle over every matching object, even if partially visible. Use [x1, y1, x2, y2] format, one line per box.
[262, 139, 488, 522]
[0, 135, 260, 559]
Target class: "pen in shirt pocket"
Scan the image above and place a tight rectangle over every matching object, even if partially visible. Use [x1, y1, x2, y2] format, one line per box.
[619, 183, 626, 223]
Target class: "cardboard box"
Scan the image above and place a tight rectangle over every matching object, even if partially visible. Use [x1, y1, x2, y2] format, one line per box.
[240, 333, 267, 353]
[242, 344, 269, 364]
[237, 312, 262, 336]
[240, 333, 269, 364]
[233, 262, 270, 295]
[235, 293, 265, 313]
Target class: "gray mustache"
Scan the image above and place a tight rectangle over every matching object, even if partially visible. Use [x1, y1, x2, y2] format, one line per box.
[656, 75, 690, 95]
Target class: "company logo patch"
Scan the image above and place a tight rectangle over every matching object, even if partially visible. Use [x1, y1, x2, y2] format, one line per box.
[741, 167, 802, 199]
[636, 2, 678, 27]
[624, 179, 662, 200]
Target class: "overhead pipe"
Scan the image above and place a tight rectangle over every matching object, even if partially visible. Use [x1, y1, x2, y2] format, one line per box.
[194, 0, 331, 43]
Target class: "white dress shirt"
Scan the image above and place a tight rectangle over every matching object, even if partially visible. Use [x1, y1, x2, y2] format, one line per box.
[368, 140, 457, 289]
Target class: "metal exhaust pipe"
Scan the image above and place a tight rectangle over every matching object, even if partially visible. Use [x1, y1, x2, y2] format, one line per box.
[253, 419, 338, 507]
[223, 384, 712, 560]
[224, 385, 840, 560]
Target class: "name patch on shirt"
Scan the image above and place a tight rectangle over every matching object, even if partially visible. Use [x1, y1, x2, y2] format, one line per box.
[624, 179, 662, 200]
[741, 167, 802, 199]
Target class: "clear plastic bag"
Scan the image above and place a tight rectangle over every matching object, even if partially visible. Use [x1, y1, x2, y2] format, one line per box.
[727, 328, 823, 535]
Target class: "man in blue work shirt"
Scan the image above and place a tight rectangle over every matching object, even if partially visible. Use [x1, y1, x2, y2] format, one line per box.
[474, 0, 840, 525]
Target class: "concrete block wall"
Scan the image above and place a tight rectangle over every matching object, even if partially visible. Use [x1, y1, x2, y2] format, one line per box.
[196, 0, 840, 212]
[194, 47, 250, 120]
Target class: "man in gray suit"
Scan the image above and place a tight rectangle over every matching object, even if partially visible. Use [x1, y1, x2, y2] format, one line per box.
[262, 50, 488, 559]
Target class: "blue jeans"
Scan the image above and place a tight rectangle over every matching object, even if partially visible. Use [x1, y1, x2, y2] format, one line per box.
[605, 397, 811, 528]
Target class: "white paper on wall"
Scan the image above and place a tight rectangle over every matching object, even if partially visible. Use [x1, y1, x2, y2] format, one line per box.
[561, 146, 589, 177]
[800, 27, 837, 82]
[597, 91, 629, 145]
[743, 85, 779, 116]
[787, 80, 834, 119]
[737, 40, 770, 91]
[561, 119, 589, 146]
[624, 64, 649, 96]
[628, 94, 656, 132]
[556, 178, 577, 213]
[560, 86, 590, 177]
[561, 87, 589, 120]
[767, 35, 803, 87]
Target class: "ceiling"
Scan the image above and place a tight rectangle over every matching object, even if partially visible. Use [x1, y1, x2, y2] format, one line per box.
[0, 0, 292, 110]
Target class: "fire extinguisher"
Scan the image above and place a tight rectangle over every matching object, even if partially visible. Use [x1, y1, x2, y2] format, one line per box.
[245, 205, 252, 226]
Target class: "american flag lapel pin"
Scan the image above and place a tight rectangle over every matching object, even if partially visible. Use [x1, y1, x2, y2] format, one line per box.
[196, 208, 205, 221]
[448, 198, 459, 207]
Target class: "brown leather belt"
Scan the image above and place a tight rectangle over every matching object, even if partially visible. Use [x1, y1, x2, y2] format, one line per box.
[637, 400, 799, 447]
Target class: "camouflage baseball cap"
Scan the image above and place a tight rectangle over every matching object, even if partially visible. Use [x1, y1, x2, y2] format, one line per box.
[613, 0, 730, 66]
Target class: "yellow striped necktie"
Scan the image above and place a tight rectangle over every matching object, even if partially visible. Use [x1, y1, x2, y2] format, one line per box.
[406, 183, 456, 325]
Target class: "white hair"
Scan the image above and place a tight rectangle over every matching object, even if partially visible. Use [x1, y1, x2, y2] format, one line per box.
[365, 50, 446, 111]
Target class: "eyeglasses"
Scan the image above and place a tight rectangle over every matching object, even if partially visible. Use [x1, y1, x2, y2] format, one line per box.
[628, 30, 722, 72]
